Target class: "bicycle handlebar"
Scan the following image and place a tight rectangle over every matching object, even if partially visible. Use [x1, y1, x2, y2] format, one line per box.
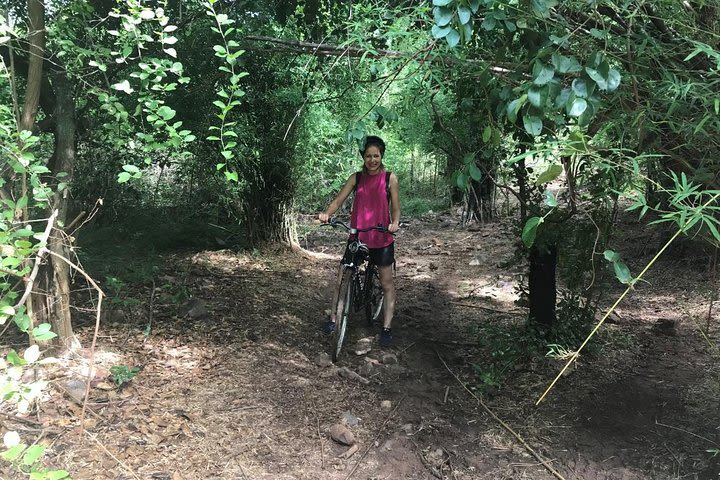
[320, 218, 395, 235]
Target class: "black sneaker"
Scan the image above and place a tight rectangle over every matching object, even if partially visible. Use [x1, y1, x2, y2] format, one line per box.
[323, 321, 335, 335]
[380, 328, 393, 347]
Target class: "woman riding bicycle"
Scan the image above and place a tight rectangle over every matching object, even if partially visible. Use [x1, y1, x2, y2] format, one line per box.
[318, 135, 400, 347]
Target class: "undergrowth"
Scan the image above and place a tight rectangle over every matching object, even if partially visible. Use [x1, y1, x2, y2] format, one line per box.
[469, 291, 638, 392]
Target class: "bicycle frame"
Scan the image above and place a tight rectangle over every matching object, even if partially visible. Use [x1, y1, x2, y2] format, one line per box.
[322, 219, 389, 361]
[341, 238, 371, 313]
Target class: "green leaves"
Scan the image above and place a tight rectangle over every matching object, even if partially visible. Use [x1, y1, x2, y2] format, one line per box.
[523, 115, 543, 136]
[585, 57, 621, 92]
[544, 190, 557, 207]
[111, 80, 134, 94]
[637, 172, 720, 243]
[482, 126, 492, 143]
[434, 7, 454, 26]
[506, 95, 527, 123]
[458, 6, 472, 24]
[6, 350, 26, 366]
[535, 164, 563, 185]
[571, 78, 593, 98]
[522, 217, 543, 248]
[528, 85, 549, 109]
[551, 53, 582, 74]
[531, 0, 558, 18]
[118, 164, 142, 183]
[431, 24, 452, 39]
[468, 163, 482, 181]
[567, 97, 587, 117]
[32, 324, 57, 342]
[22, 444, 45, 466]
[0, 304, 15, 325]
[446, 29, 461, 47]
[110, 365, 141, 388]
[532, 62, 555, 86]
[205, 1, 248, 183]
[156, 106, 175, 121]
[431, 0, 475, 46]
[604, 250, 634, 285]
[454, 154, 482, 190]
[346, 121, 366, 143]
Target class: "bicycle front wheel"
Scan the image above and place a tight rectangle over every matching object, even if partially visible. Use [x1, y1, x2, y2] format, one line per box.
[364, 264, 384, 326]
[332, 269, 354, 363]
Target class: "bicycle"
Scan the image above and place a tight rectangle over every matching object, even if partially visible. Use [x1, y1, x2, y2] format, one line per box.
[321, 219, 390, 363]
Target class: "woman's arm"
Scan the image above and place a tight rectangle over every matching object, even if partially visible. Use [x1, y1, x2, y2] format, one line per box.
[388, 172, 400, 233]
[319, 174, 357, 222]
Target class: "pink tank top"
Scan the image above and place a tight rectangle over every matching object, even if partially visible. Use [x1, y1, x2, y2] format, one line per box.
[350, 170, 393, 248]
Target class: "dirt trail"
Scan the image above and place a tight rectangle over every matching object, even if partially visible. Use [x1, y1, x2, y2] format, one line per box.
[4, 214, 719, 479]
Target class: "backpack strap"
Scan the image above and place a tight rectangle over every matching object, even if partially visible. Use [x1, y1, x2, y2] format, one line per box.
[353, 171, 361, 193]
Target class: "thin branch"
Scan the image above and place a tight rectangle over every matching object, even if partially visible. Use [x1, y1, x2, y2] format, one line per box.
[655, 420, 720, 447]
[244, 35, 407, 59]
[537, 192, 720, 405]
[44, 248, 105, 432]
[14, 211, 57, 311]
[360, 42, 435, 120]
[344, 396, 406, 480]
[283, 45, 352, 141]
[85, 432, 141, 480]
[435, 351, 566, 480]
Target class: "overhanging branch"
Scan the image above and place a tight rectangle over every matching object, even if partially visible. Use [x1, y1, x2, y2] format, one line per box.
[243, 35, 407, 59]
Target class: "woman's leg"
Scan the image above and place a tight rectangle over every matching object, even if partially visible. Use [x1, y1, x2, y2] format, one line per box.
[378, 264, 395, 329]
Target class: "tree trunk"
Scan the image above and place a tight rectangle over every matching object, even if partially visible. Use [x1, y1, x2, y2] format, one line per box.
[18, 0, 45, 133]
[410, 147, 415, 189]
[30, 70, 79, 351]
[49, 71, 78, 348]
[246, 198, 296, 245]
[20, 0, 46, 343]
[448, 154, 463, 204]
[468, 166, 495, 223]
[528, 244, 558, 330]
[241, 141, 298, 246]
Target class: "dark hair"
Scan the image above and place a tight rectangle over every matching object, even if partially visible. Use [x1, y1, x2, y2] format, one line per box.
[360, 135, 386, 157]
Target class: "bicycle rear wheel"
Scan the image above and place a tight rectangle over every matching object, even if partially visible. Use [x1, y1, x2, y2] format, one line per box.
[364, 264, 384, 326]
[332, 269, 353, 363]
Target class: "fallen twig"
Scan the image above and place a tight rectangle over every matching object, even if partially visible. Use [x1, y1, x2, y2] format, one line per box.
[0, 411, 43, 427]
[237, 459, 249, 480]
[312, 399, 324, 470]
[450, 301, 524, 315]
[399, 341, 415, 355]
[338, 443, 359, 459]
[435, 350, 566, 480]
[344, 396, 405, 480]
[655, 420, 720, 447]
[408, 438, 443, 479]
[86, 431, 141, 480]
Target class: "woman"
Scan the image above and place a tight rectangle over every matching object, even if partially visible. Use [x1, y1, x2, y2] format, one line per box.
[319, 136, 400, 347]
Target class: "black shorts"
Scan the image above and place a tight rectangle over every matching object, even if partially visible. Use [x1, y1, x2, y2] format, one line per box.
[341, 242, 395, 267]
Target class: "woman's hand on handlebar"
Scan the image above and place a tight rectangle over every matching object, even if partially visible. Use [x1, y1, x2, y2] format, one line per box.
[318, 212, 331, 223]
[388, 222, 399, 233]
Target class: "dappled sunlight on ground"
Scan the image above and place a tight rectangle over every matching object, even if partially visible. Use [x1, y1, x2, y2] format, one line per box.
[3, 212, 718, 479]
